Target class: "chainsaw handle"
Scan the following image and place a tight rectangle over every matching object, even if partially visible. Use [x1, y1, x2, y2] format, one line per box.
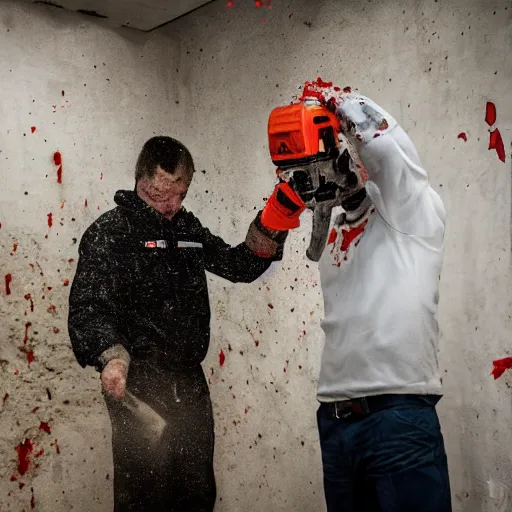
[306, 203, 333, 262]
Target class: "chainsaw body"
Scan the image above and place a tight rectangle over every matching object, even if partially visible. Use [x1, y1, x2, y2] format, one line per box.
[267, 99, 362, 261]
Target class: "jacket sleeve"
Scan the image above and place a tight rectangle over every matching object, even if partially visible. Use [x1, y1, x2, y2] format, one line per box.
[200, 211, 287, 283]
[68, 224, 128, 369]
[338, 94, 446, 239]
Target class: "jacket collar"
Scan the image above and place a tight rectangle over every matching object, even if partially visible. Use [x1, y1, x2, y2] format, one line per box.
[114, 190, 185, 229]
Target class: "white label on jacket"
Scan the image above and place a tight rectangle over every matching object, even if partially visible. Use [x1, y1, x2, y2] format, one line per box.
[177, 241, 203, 249]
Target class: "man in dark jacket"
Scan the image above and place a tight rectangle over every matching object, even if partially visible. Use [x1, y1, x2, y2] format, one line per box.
[68, 136, 305, 512]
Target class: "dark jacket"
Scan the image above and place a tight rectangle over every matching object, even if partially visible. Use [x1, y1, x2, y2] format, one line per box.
[68, 190, 279, 369]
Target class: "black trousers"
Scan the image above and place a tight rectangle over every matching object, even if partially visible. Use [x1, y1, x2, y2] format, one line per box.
[105, 360, 216, 512]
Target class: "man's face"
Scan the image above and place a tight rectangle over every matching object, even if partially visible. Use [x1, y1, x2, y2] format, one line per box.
[136, 166, 193, 221]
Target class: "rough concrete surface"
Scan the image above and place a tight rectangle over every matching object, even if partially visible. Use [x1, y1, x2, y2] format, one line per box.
[1, 0, 511, 511]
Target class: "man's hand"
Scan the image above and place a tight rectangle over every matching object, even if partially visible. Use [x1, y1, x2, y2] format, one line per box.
[336, 94, 397, 146]
[261, 181, 306, 231]
[101, 358, 128, 400]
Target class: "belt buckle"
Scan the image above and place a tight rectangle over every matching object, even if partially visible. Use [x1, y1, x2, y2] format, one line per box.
[334, 402, 351, 419]
[334, 399, 368, 419]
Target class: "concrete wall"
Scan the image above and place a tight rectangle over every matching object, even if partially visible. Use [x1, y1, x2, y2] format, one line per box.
[0, 2, 182, 510]
[0, 0, 511, 511]
[169, 1, 512, 510]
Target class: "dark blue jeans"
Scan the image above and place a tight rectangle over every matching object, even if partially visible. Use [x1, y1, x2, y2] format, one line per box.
[317, 395, 451, 512]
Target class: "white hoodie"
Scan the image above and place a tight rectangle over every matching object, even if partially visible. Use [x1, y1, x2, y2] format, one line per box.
[317, 95, 446, 402]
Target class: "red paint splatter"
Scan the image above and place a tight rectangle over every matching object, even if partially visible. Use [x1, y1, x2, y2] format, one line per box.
[491, 357, 512, 379]
[26, 350, 35, 364]
[14, 369, 19, 375]
[47, 213, 53, 228]
[268, 303, 274, 309]
[47, 305, 56, 314]
[227, 0, 234, 6]
[3, 393, 9, 407]
[31, 407, 39, 414]
[340, 221, 368, 252]
[330, 220, 368, 266]
[255, 0, 261, 6]
[298, 365, 302, 369]
[53, 327, 60, 333]
[31, 489, 35, 509]
[327, 228, 337, 245]
[5, 273, 12, 295]
[343, 86, 352, 93]
[255, 339, 259, 347]
[244, 408, 248, 414]
[457, 132, 467, 142]
[39, 422, 51, 434]
[10, 475, 17, 482]
[12, 242, 18, 254]
[51, 440, 60, 454]
[16, 439, 33, 476]
[31, 126, 36, 134]
[219, 349, 226, 367]
[84, 199, 88, 207]
[54, 152, 63, 183]
[485, 102, 496, 126]
[24, 322, 32, 344]
[488, 128, 506, 163]
[24, 294, 34, 312]
[299, 77, 334, 102]
[60, 201, 65, 209]
[61, 90, 65, 97]
[100, 173, 103, 180]
[63, 279, 70, 286]
[35, 449, 44, 458]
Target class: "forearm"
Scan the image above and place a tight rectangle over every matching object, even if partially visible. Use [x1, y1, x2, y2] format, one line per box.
[338, 94, 429, 183]
[202, 213, 284, 282]
[203, 183, 302, 281]
[97, 344, 131, 371]
[337, 93, 443, 236]
[68, 308, 127, 369]
[244, 211, 288, 259]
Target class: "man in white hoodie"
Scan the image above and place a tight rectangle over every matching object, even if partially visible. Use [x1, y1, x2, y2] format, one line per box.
[293, 92, 451, 511]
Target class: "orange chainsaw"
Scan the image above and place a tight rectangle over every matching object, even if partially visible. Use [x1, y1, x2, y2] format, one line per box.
[267, 99, 359, 261]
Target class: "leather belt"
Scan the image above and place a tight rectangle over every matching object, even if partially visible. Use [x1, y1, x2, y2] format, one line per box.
[320, 394, 441, 421]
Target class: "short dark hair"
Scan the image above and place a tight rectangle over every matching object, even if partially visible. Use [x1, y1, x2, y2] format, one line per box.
[135, 136, 195, 181]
